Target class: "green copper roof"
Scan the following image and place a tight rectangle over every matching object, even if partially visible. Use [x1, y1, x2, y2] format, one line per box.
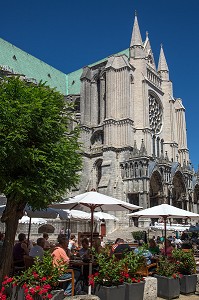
[0, 37, 129, 96]
[67, 48, 129, 95]
[0, 38, 67, 94]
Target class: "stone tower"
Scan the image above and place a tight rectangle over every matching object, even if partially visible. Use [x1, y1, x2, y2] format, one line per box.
[71, 14, 199, 217]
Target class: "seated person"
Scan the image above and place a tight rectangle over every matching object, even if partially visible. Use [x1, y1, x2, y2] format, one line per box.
[93, 238, 103, 255]
[110, 238, 131, 256]
[78, 238, 90, 260]
[52, 234, 76, 296]
[68, 234, 78, 251]
[13, 233, 29, 266]
[29, 237, 45, 260]
[134, 241, 152, 265]
[148, 239, 160, 255]
[43, 232, 51, 250]
[161, 239, 174, 257]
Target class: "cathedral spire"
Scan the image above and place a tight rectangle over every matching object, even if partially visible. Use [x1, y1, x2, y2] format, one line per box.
[130, 12, 145, 59]
[158, 44, 169, 73]
[130, 12, 143, 47]
[144, 31, 156, 70]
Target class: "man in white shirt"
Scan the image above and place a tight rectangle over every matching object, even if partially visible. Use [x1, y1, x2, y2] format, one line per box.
[29, 237, 45, 260]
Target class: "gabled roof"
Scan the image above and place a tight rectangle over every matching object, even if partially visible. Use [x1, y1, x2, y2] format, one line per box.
[0, 38, 130, 96]
[0, 38, 67, 94]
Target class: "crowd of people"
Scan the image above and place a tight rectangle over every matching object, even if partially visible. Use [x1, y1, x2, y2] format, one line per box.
[4, 228, 198, 297]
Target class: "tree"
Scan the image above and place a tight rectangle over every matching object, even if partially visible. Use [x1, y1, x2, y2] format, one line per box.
[0, 76, 82, 281]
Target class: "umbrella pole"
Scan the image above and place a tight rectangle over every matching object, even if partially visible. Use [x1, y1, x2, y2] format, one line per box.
[27, 217, 32, 245]
[90, 206, 94, 248]
[164, 216, 167, 256]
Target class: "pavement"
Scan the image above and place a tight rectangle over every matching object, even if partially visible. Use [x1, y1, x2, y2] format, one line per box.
[157, 294, 199, 299]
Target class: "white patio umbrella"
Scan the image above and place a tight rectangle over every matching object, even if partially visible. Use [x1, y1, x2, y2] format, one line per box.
[19, 216, 47, 225]
[128, 203, 199, 254]
[50, 191, 141, 247]
[64, 209, 99, 221]
[50, 191, 141, 295]
[93, 211, 119, 221]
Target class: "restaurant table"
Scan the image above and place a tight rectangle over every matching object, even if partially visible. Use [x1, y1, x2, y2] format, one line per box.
[69, 258, 98, 295]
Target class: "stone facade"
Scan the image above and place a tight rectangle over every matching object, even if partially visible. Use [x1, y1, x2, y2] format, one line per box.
[68, 14, 199, 221]
[0, 14, 198, 223]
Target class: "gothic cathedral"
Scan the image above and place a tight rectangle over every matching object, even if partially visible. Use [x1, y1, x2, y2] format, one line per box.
[0, 14, 198, 216]
[67, 14, 199, 215]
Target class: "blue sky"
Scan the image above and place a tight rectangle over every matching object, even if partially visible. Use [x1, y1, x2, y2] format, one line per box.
[1, 0, 199, 169]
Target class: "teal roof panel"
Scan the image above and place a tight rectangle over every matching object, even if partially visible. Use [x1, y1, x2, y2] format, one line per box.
[0, 38, 67, 95]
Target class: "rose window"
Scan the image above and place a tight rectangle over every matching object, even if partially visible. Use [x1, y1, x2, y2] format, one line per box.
[149, 94, 162, 133]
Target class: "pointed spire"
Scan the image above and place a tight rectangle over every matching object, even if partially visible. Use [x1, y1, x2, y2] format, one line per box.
[130, 12, 143, 47]
[158, 44, 169, 72]
[143, 31, 156, 70]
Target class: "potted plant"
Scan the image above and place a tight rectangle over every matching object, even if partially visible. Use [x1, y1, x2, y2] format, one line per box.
[0, 251, 69, 300]
[172, 249, 197, 294]
[155, 256, 180, 299]
[90, 252, 126, 300]
[122, 251, 145, 300]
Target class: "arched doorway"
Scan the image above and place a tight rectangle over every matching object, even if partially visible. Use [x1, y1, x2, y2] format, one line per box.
[172, 171, 186, 209]
[149, 170, 163, 207]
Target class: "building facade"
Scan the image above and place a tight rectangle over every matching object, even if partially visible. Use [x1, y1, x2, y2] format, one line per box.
[0, 15, 199, 218]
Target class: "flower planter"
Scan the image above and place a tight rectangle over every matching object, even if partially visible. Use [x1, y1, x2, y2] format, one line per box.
[125, 281, 145, 300]
[180, 274, 197, 294]
[10, 287, 64, 300]
[95, 284, 125, 300]
[155, 275, 180, 299]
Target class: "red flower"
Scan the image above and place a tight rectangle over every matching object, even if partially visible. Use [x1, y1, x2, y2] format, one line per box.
[47, 294, 53, 299]
[41, 277, 47, 281]
[43, 284, 51, 290]
[33, 272, 39, 279]
[172, 274, 177, 279]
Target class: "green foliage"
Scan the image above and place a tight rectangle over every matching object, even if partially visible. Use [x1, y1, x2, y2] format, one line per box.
[0, 76, 82, 209]
[122, 251, 144, 277]
[131, 231, 145, 241]
[157, 256, 179, 278]
[1, 251, 68, 299]
[172, 249, 196, 275]
[91, 252, 126, 287]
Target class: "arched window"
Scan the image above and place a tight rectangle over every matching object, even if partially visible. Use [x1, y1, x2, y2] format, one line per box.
[95, 159, 102, 186]
[161, 139, 164, 154]
[97, 78, 101, 124]
[157, 137, 160, 157]
[152, 135, 156, 157]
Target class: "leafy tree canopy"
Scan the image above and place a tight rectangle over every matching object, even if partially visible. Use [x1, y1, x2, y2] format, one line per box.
[0, 76, 82, 210]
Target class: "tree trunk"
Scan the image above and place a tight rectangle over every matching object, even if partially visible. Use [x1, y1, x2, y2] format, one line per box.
[0, 196, 26, 284]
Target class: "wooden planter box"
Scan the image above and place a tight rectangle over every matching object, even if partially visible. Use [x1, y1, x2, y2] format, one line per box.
[180, 274, 197, 294]
[155, 275, 180, 299]
[125, 281, 145, 300]
[95, 284, 125, 300]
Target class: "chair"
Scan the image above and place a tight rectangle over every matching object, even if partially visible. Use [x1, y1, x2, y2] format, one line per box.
[136, 262, 157, 277]
[24, 255, 35, 269]
[58, 269, 75, 296]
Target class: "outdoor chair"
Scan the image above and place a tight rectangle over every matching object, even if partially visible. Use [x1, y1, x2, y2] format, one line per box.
[58, 269, 75, 296]
[136, 261, 157, 277]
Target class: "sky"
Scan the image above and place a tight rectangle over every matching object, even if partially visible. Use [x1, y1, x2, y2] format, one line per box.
[0, 0, 199, 169]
